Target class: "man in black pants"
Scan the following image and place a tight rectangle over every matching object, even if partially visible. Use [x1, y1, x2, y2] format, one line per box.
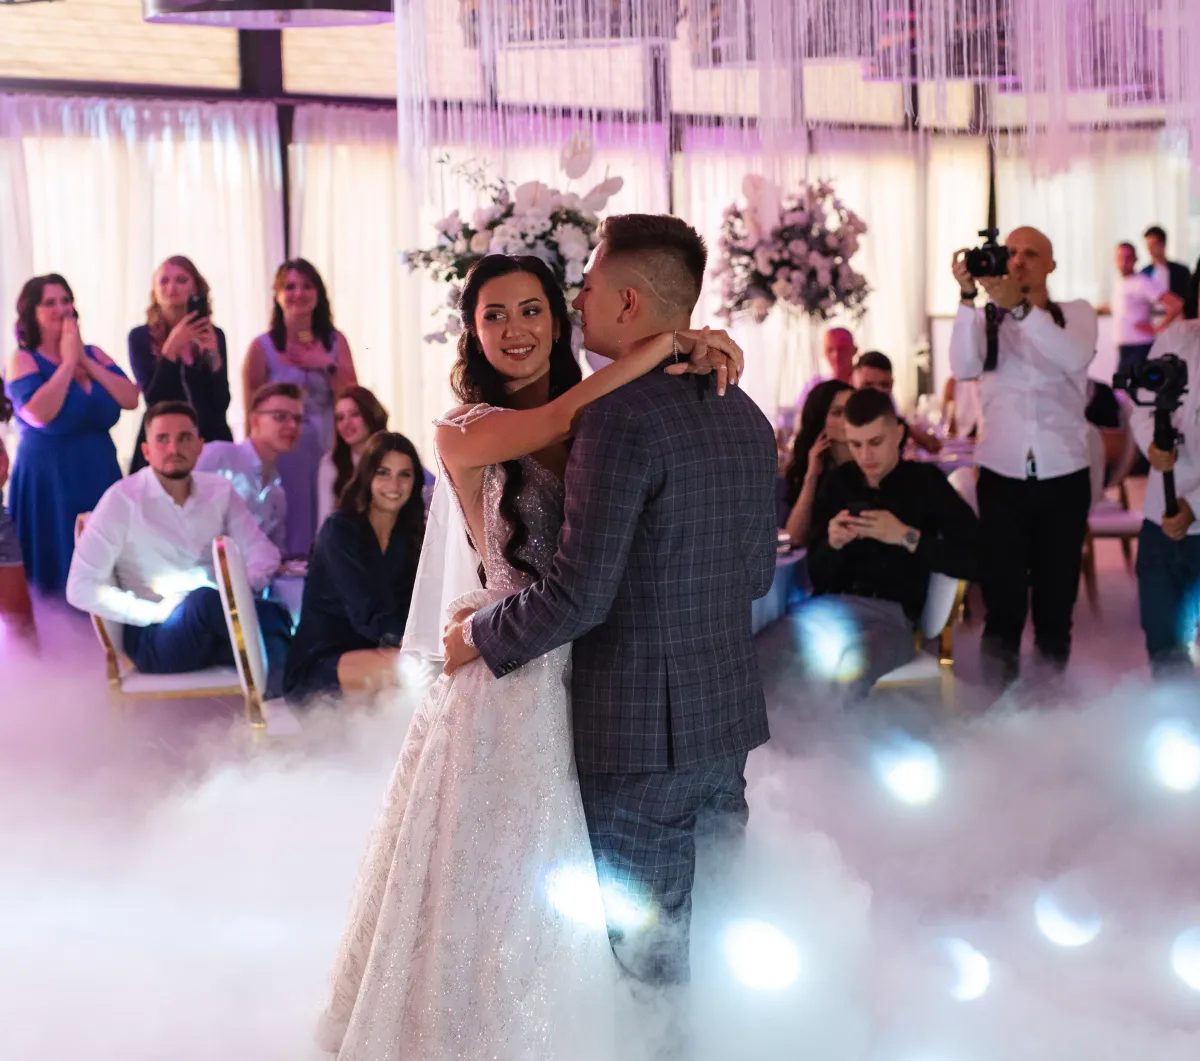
[949, 228, 1098, 687]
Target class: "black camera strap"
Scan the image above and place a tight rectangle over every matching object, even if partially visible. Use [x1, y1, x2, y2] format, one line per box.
[983, 298, 1066, 372]
[983, 302, 1000, 372]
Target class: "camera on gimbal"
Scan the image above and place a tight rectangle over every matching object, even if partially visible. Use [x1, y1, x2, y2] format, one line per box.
[965, 227, 1010, 278]
[1113, 353, 1189, 517]
[1113, 353, 1188, 412]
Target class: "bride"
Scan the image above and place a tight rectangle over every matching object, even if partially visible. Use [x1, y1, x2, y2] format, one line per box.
[315, 253, 739, 1060]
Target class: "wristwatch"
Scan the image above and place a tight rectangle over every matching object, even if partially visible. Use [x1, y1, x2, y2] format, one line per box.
[1009, 300, 1032, 321]
[903, 528, 920, 553]
[960, 288, 978, 302]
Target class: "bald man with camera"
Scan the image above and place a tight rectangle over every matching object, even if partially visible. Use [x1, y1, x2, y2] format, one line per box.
[950, 227, 1097, 689]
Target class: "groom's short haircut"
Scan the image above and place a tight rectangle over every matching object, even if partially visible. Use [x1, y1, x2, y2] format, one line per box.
[598, 214, 707, 316]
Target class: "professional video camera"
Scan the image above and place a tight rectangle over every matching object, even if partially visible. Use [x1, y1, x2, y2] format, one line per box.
[1113, 353, 1189, 517]
[965, 227, 1010, 278]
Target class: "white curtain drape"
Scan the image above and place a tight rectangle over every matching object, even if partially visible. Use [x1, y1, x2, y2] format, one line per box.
[995, 129, 1195, 307]
[289, 104, 404, 448]
[0, 94, 284, 466]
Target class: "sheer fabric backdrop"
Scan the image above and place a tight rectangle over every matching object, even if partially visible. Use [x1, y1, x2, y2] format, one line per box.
[290, 104, 404, 448]
[4, 93, 1200, 467]
[0, 94, 283, 467]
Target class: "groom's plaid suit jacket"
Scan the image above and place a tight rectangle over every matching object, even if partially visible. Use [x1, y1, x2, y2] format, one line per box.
[473, 364, 778, 775]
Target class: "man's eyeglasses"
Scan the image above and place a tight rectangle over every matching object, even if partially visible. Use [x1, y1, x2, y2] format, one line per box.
[261, 410, 305, 426]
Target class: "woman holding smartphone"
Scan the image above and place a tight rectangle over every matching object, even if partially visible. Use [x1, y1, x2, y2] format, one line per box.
[128, 255, 232, 472]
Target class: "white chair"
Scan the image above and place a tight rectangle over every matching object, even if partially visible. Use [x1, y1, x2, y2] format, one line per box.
[212, 536, 301, 736]
[947, 465, 978, 516]
[75, 513, 244, 716]
[873, 571, 967, 709]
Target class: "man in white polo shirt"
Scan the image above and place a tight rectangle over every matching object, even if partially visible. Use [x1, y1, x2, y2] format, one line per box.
[1103, 241, 1181, 378]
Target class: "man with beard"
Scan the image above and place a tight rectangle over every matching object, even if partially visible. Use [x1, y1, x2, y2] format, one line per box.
[67, 400, 289, 694]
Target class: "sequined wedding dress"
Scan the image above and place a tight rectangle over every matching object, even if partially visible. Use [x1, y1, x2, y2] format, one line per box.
[316, 408, 616, 1061]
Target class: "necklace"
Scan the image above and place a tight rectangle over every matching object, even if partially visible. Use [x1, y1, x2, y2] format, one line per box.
[296, 329, 315, 345]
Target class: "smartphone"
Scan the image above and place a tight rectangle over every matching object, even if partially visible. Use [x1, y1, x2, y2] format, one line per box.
[186, 293, 210, 319]
[847, 500, 869, 518]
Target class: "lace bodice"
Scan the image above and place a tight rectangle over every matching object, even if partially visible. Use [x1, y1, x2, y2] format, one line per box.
[436, 405, 565, 595]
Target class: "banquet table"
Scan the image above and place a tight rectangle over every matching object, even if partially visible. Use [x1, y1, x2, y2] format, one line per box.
[752, 547, 808, 635]
[909, 437, 976, 477]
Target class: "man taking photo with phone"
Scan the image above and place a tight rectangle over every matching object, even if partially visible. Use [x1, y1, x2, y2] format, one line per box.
[806, 388, 979, 700]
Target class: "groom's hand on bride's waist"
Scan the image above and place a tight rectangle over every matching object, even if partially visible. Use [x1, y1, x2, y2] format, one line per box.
[443, 612, 481, 675]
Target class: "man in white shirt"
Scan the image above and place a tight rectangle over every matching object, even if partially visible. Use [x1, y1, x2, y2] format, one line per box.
[195, 382, 302, 553]
[1103, 242, 1181, 378]
[1131, 320, 1200, 676]
[950, 227, 1097, 687]
[67, 401, 290, 697]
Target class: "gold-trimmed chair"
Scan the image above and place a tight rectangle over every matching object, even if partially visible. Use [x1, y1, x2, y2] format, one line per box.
[212, 535, 301, 736]
[75, 513, 245, 717]
[873, 571, 968, 710]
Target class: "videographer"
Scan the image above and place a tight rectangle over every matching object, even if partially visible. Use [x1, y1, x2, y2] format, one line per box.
[950, 227, 1098, 687]
[1129, 320, 1200, 677]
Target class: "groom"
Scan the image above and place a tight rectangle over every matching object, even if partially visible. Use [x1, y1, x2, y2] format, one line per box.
[444, 213, 778, 986]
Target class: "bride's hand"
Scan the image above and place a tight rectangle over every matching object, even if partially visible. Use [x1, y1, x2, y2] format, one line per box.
[662, 327, 744, 395]
[442, 614, 480, 674]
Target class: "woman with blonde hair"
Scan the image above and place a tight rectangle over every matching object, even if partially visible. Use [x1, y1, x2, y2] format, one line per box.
[128, 255, 232, 472]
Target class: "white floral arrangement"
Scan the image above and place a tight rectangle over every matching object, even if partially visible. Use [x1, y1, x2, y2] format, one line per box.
[713, 174, 870, 325]
[403, 154, 623, 344]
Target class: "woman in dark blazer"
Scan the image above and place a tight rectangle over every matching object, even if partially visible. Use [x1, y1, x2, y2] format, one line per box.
[284, 431, 425, 705]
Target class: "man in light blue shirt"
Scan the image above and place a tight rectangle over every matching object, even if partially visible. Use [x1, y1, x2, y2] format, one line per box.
[195, 382, 302, 554]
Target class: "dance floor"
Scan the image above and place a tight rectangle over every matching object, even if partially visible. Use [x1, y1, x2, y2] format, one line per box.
[2, 505, 1198, 1060]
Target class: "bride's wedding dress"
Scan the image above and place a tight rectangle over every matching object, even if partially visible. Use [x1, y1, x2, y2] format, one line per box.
[316, 415, 616, 1060]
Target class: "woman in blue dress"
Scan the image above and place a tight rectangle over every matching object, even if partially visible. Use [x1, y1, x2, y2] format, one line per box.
[243, 258, 357, 559]
[4, 274, 139, 595]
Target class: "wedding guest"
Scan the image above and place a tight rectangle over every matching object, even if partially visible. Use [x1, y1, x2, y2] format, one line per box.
[1142, 226, 1191, 313]
[807, 388, 978, 698]
[244, 259, 357, 558]
[128, 256, 232, 472]
[796, 327, 857, 409]
[284, 432, 424, 705]
[1101, 242, 1181, 377]
[317, 385, 389, 528]
[4, 274, 138, 595]
[852, 350, 942, 455]
[195, 383, 303, 551]
[67, 402, 290, 696]
[782, 379, 853, 547]
[0, 392, 36, 643]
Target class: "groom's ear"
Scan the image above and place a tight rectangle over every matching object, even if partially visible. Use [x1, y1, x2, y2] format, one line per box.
[617, 285, 639, 323]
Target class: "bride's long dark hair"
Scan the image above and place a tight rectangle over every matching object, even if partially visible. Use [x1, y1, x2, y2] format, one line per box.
[452, 254, 581, 580]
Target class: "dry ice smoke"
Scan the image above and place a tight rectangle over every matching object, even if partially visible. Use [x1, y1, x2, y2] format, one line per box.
[2, 606, 1200, 1061]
